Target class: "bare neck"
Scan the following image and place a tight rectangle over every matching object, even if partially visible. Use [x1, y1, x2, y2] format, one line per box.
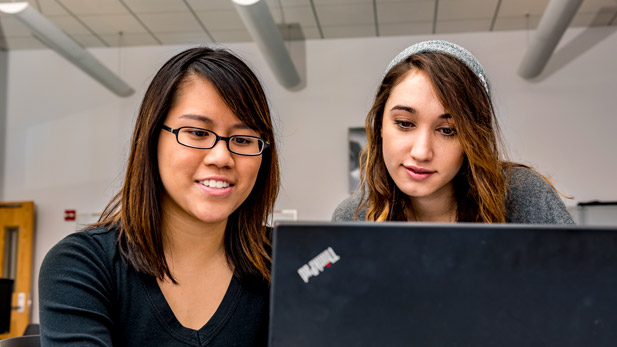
[161, 212, 229, 277]
[408, 187, 457, 223]
[157, 213, 234, 330]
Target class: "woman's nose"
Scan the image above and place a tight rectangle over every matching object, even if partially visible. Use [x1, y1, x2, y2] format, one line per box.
[409, 130, 433, 162]
[203, 139, 234, 167]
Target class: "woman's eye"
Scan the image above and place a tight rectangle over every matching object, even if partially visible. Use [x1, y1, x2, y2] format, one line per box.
[232, 137, 254, 146]
[438, 127, 457, 136]
[181, 128, 211, 138]
[394, 120, 414, 129]
[189, 130, 210, 137]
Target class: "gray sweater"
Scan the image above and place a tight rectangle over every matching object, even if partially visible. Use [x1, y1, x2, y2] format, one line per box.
[332, 167, 574, 224]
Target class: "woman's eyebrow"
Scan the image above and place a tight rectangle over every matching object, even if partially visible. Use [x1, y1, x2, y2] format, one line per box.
[179, 114, 213, 123]
[179, 114, 249, 130]
[390, 106, 451, 119]
[390, 105, 416, 114]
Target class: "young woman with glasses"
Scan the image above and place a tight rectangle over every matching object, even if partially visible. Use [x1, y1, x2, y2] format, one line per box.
[333, 40, 573, 224]
[39, 47, 279, 346]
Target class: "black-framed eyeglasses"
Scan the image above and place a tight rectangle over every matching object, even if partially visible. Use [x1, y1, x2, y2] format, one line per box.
[162, 125, 269, 156]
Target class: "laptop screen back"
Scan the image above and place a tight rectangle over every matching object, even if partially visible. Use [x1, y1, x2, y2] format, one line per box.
[269, 222, 617, 347]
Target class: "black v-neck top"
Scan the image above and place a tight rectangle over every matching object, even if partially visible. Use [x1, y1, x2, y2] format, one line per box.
[39, 227, 269, 346]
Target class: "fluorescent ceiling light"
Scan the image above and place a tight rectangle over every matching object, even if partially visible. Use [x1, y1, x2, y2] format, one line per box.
[232, 0, 300, 88]
[0, 2, 134, 97]
[0, 2, 27, 13]
[232, 0, 260, 5]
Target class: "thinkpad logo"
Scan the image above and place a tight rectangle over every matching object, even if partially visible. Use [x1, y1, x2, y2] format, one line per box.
[297, 247, 340, 283]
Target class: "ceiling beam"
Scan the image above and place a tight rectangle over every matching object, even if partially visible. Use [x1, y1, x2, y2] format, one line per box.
[309, 0, 324, 39]
[518, 0, 583, 79]
[373, 0, 379, 36]
[0, 2, 134, 97]
[232, 0, 301, 89]
[489, 0, 503, 31]
[432, 0, 439, 34]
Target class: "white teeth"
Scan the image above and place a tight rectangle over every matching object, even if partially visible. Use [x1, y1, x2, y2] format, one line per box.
[200, 180, 230, 188]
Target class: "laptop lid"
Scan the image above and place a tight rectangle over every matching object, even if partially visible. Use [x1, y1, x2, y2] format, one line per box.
[269, 222, 617, 347]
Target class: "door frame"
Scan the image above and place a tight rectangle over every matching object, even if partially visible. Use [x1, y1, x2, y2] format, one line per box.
[0, 201, 35, 339]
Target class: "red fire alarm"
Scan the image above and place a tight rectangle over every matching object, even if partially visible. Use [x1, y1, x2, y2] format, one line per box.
[65, 210, 76, 221]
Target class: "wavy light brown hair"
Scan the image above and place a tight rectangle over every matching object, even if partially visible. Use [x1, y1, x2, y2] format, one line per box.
[93, 47, 279, 282]
[359, 52, 514, 223]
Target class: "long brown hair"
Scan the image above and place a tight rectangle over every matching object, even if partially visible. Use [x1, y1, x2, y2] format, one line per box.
[359, 52, 509, 223]
[93, 47, 279, 282]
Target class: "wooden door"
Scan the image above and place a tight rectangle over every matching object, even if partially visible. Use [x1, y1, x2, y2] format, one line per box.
[0, 201, 34, 339]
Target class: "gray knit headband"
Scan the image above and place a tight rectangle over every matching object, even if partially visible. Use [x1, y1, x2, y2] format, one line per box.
[384, 40, 490, 95]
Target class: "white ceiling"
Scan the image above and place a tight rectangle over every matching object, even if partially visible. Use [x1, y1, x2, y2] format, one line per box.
[0, 0, 616, 50]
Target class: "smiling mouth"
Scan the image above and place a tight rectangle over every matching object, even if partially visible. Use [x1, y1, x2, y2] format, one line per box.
[198, 179, 232, 189]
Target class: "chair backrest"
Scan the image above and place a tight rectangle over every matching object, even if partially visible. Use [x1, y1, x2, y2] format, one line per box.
[22, 324, 39, 336]
[0, 335, 40, 347]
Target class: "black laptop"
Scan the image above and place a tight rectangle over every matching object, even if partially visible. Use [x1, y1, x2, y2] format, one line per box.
[269, 222, 617, 346]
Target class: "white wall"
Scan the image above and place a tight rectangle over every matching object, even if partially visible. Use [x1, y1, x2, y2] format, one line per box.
[3, 27, 617, 322]
[0, 49, 7, 199]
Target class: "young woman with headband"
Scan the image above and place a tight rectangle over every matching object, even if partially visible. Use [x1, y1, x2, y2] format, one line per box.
[333, 40, 573, 224]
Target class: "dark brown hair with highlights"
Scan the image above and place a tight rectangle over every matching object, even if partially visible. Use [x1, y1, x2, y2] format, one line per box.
[359, 52, 516, 223]
[92, 47, 279, 282]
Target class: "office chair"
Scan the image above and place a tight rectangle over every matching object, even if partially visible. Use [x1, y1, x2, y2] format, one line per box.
[0, 335, 40, 347]
[22, 324, 39, 336]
